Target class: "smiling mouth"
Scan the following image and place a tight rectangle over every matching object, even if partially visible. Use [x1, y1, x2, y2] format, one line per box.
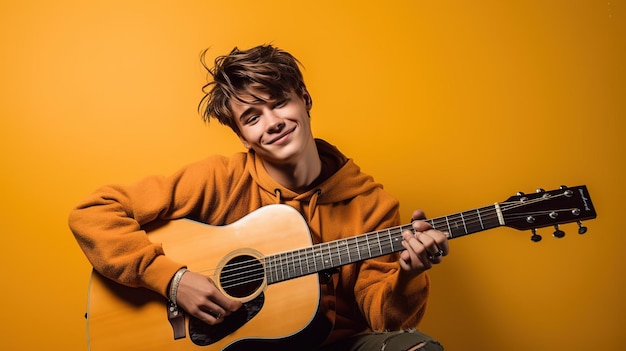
[267, 127, 296, 144]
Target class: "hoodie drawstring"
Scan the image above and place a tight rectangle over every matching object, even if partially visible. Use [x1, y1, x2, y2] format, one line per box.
[274, 188, 321, 221]
[307, 189, 322, 221]
[273, 187, 321, 231]
[273, 188, 282, 204]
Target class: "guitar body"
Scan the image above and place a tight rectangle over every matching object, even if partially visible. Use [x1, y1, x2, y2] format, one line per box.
[86, 204, 325, 351]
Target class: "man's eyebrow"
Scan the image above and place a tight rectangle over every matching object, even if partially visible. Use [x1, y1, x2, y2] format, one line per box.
[238, 106, 256, 122]
[236, 93, 280, 121]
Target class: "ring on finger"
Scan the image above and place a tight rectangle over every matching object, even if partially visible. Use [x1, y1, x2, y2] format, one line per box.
[428, 249, 444, 261]
[210, 310, 223, 319]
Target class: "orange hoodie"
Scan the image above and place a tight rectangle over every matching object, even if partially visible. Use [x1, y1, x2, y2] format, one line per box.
[68, 139, 430, 345]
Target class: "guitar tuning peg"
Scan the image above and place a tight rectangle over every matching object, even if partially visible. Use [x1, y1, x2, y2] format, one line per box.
[553, 224, 565, 238]
[577, 221, 588, 234]
[560, 185, 568, 190]
[531, 228, 542, 242]
[536, 188, 545, 193]
[517, 191, 525, 196]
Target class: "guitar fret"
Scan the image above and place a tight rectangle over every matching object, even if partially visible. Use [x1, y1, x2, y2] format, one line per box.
[460, 212, 468, 233]
[297, 249, 304, 276]
[310, 247, 317, 271]
[265, 256, 273, 284]
[279, 253, 286, 281]
[306, 247, 313, 274]
[373, 233, 381, 257]
[466, 210, 482, 234]
[393, 228, 405, 252]
[286, 252, 292, 279]
[326, 243, 333, 268]
[477, 209, 484, 229]
[370, 234, 379, 257]
[301, 248, 308, 275]
[430, 218, 444, 232]
[270, 256, 279, 282]
[351, 239, 359, 261]
[363, 236, 371, 257]
[363, 234, 372, 258]
[291, 250, 300, 278]
[355, 236, 363, 261]
[296, 249, 302, 276]
[286, 252, 291, 279]
[336, 241, 343, 265]
[291, 251, 298, 279]
[319, 246, 325, 270]
[286, 252, 293, 279]
[273, 255, 280, 283]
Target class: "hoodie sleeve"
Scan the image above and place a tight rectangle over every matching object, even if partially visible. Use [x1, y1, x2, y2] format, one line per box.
[68, 155, 237, 297]
[353, 194, 430, 332]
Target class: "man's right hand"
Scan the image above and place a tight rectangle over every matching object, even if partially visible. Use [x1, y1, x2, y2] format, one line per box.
[175, 271, 242, 325]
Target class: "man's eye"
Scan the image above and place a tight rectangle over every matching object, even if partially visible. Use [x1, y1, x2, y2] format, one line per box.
[246, 115, 260, 124]
[274, 100, 287, 108]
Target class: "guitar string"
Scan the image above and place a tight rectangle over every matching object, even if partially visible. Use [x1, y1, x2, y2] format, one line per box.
[214, 199, 577, 290]
[206, 194, 575, 290]
[199, 193, 578, 290]
[212, 194, 562, 278]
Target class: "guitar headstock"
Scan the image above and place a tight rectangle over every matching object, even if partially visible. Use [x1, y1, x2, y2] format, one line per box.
[500, 185, 596, 241]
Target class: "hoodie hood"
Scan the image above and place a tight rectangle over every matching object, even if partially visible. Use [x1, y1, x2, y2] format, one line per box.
[244, 139, 385, 240]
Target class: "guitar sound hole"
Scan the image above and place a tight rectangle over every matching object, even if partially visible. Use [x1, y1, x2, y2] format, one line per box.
[220, 254, 265, 299]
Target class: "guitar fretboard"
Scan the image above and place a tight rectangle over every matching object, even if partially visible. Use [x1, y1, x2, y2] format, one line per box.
[264, 204, 502, 284]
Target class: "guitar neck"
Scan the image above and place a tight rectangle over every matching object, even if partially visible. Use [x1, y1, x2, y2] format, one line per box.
[264, 204, 502, 285]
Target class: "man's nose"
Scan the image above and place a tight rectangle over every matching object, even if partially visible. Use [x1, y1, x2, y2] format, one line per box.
[264, 109, 284, 131]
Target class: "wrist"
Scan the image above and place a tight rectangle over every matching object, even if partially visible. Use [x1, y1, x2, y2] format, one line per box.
[168, 267, 189, 305]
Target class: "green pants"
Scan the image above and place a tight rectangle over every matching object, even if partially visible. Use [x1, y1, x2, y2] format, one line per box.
[226, 329, 443, 351]
[319, 329, 444, 351]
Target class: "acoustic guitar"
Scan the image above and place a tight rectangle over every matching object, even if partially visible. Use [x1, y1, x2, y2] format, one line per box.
[84, 185, 596, 350]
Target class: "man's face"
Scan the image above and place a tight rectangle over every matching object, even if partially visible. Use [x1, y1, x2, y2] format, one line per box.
[230, 88, 314, 166]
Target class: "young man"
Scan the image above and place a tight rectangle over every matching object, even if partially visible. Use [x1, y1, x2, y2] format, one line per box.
[69, 44, 449, 351]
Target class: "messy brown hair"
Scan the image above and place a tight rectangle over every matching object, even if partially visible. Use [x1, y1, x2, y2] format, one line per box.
[198, 44, 307, 135]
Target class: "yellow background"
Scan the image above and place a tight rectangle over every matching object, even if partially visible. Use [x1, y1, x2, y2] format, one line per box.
[1, 1, 624, 350]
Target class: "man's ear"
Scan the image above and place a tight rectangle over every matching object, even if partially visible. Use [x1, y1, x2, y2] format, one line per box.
[302, 88, 313, 110]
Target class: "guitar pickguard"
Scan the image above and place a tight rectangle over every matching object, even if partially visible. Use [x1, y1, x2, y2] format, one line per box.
[189, 292, 265, 346]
